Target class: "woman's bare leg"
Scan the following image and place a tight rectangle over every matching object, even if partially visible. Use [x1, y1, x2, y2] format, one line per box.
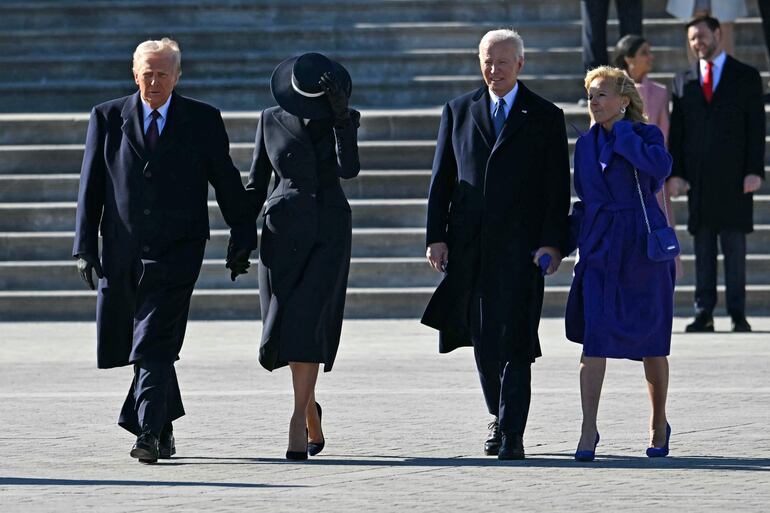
[643, 356, 669, 447]
[577, 354, 606, 451]
[288, 362, 320, 452]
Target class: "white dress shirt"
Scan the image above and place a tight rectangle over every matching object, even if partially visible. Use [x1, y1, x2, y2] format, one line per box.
[141, 95, 172, 135]
[489, 82, 519, 120]
[699, 50, 727, 92]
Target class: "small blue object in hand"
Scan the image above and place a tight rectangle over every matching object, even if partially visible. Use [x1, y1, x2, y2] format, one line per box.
[537, 254, 551, 276]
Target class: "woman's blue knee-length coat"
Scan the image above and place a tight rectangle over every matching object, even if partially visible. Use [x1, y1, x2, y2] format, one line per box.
[565, 120, 676, 358]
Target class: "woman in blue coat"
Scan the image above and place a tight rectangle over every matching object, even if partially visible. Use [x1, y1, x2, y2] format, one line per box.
[566, 66, 676, 461]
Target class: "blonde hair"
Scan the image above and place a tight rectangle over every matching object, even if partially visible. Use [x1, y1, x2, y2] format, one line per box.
[132, 38, 182, 75]
[479, 29, 524, 60]
[584, 65, 646, 123]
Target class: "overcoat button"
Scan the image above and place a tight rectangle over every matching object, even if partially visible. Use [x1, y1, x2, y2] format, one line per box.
[144, 172, 152, 178]
[287, 152, 293, 158]
[142, 245, 150, 252]
[143, 209, 151, 215]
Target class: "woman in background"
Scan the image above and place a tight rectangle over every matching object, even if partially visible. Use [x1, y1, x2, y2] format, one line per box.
[614, 34, 683, 280]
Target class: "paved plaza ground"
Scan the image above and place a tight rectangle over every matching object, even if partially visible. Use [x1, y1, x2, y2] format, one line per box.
[1, 318, 769, 512]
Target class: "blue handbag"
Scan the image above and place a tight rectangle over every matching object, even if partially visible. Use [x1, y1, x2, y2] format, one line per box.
[634, 169, 680, 262]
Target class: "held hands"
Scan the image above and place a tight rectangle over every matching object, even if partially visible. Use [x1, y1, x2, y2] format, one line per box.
[532, 246, 562, 276]
[426, 242, 449, 273]
[226, 241, 252, 281]
[744, 174, 763, 194]
[76, 253, 104, 290]
[319, 71, 349, 124]
[666, 177, 690, 198]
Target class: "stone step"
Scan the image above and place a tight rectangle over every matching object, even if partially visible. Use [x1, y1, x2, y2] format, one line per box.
[3, 170, 770, 204]
[6, 106, 770, 146]
[5, 46, 767, 84]
[1, 226, 769, 262]
[1, 284, 769, 321]
[0, 0, 674, 32]
[7, 134, 770, 174]
[3, 197, 770, 231]
[0, 170, 433, 202]
[0, 17, 763, 59]
[2, 254, 769, 292]
[3, 67, 768, 112]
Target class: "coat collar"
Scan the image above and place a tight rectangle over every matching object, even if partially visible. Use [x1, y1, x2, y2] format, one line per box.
[121, 91, 188, 161]
[470, 81, 534, 151]
[271, 107, 313, 150]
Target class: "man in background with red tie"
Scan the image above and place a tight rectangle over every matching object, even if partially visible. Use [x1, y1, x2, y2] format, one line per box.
[668, 16, 765, 332]
[73, 38, 256, 463]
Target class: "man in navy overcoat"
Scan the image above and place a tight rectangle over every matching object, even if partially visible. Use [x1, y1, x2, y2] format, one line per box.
[421, 30, 571, 459]
[72, 38, 256, 463]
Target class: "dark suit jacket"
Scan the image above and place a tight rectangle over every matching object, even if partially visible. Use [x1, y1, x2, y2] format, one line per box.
[421, 83, 571, 362]
[73, 91, 257, 368]
[669, 55, 765, 233]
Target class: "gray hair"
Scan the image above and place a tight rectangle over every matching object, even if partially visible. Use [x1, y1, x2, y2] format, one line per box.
[132, 38, 182, 75]
[479, 29, 525, 60]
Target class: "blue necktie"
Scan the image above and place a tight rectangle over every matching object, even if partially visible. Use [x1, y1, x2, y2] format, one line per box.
[493, 98, 506, 138]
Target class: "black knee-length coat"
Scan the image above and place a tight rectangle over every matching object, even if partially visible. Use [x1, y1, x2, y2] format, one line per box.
[247, 107, 360, 372]
[421, 83, 571, 364]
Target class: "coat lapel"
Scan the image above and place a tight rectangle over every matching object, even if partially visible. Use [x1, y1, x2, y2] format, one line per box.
[120, 92, 147, 160]
[153, 92, 190, 160]
[272, 108, 313, 151]
[470, 87, 496, 150]
[710, 55, 734, 106]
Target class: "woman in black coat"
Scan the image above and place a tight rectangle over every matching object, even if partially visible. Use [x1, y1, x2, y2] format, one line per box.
[245, 53, 360, 460]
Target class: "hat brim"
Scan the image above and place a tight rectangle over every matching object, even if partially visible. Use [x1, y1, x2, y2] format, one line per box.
[270, 56, 351, 120]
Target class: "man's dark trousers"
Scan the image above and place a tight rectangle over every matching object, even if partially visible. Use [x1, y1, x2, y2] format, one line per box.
[582, 0, 643, 70]
[694, 226, 747, 317]
[471, 292, 531, 435]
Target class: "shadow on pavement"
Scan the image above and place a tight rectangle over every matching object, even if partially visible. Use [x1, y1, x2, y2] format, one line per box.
[0, 477, 300, 488]
[164, 455, 770, 471]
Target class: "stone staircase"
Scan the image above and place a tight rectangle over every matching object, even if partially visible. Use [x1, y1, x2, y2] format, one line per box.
[1, 0, 769, 320]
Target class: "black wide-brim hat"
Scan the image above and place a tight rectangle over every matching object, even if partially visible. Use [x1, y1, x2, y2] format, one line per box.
[270, 52, 352, 120]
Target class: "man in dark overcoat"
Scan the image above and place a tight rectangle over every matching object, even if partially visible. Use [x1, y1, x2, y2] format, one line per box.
[421, 29, 571, 460]
[668, 16, 765, 333]
[73, 38, 256, 463]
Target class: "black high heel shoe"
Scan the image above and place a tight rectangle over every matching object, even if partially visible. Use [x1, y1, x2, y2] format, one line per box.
[308, 402, 325, 457]
[286, 428, 308, 461]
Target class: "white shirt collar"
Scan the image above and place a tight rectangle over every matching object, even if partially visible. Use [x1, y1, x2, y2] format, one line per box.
[141, 94, 172, 122]
[489, 82, 519, 118]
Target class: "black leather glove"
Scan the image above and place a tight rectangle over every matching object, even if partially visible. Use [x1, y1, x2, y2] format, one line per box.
[226, 242, 252, 282]
[76, 253, 104, 291]
[319, 71, 350, 124]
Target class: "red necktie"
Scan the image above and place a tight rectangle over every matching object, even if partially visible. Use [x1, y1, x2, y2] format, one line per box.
[702, 61, 713, 103]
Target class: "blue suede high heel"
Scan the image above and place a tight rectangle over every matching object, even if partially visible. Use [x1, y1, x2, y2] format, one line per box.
[646, 423, 671, 458]
[574, 433, 600, 462]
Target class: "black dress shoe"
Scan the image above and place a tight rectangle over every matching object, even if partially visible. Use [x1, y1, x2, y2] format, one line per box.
[685, 311, 714, 333]
[498, 433, 525, 460]
[484, 417, 501, 456]
[308, 402, 325, 457]
[731, 314, 752, 332]
[130, 431, 159, 464]
[159, 426, 176, 459]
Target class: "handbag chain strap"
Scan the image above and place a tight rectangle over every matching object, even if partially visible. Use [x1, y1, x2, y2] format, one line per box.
[633, 168, 671, 235]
